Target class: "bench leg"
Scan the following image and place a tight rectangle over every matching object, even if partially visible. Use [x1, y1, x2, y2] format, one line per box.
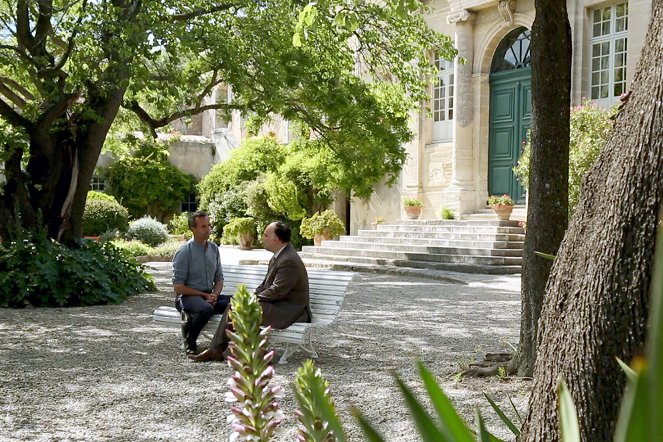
[277, 332, 318, 364]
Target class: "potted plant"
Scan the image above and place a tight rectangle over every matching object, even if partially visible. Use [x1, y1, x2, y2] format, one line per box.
[300, 210, 346, 246]
[487, 194, 515, 220]
[224, 217, 258, 250]
[370, 216, 386, 230]
[403, 197, 423, 220]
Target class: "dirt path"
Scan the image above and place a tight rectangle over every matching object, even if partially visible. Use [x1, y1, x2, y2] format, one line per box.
[0, 268, 529, 441]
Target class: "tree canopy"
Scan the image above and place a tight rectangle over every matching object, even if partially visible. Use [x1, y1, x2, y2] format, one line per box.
[0, 0, 454, 243]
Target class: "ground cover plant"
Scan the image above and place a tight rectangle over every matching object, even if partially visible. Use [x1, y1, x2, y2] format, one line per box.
[0, 230, 155, 308]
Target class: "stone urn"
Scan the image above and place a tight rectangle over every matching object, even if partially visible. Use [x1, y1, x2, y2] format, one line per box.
[404, 205, 422, 220]
[238, 232, 254, 250]
[492, 204, 514, 221]
[314, 233, 333, 246]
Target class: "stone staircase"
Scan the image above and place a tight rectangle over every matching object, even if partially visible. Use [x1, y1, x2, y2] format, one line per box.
[300, 214, 526, 274]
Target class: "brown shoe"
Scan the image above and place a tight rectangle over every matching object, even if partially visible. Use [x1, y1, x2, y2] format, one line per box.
[189, 348, 225, 363]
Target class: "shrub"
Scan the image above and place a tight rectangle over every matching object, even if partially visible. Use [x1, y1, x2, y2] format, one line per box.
[440, 208, 455, 220]
[82, 198, 130, 236]
[487, 194, 514, 206]
[168, 212, 192, 238]
[103, 135, 196, 221]
[206, 187, 249, 238]
[152, 240, 183, 259]
[514, 100, 615, 216]
[300, 210, 345, 239]
[111, 240, 155, 257]
[224, 217, 258, 238]
[87, 190, 119, 204]
[126, 216, 169, 247]
[0, 232, 155, 308]
[403, 197, 423, 207]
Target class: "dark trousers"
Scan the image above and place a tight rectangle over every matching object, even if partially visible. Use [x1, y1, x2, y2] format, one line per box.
[176, 295, 230, 348]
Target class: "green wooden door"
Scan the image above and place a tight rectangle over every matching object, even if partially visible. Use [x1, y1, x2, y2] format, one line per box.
[488, 68, 531, 204]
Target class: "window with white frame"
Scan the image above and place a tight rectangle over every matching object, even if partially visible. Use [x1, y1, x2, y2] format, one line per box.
[180, 192, 197, 213]
[90, 174, 105, 191]
[432, 56, 454, 142]
[589, 2, 628, 106]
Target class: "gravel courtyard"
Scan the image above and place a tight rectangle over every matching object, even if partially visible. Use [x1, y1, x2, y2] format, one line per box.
[0, 265, 529, 441]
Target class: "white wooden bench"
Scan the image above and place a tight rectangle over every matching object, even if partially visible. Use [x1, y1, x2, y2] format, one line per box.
[152, 264, 355, 363]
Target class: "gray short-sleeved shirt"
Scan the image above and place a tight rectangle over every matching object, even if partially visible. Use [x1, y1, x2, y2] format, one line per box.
[172, 239, 223, 293]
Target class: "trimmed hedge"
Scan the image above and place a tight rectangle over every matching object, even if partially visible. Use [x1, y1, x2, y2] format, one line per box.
[82, 198, 129, 236]
[126, 216, 169, 247]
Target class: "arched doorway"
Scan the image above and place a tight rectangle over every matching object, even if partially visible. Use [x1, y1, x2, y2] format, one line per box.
[488, 27, 531, 204]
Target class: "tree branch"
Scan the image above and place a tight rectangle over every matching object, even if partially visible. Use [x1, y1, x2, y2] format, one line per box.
[125, 100, 249, 135]
[0, 77, 35, 102]
[0, 80, 27, 108]
[170, 2, 239, 21]
[37, 92, 81, 128]
[0, 97, 33, 129]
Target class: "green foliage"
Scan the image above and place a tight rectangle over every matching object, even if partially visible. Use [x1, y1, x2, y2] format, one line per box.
[294, 360, 342, 442]
[206, 188, 249, 239]
[168, 212, 192, 238]
[224, 217, 258, 242]
[403, 198, 423, 207]
[300, 210, 346, 240]
[111, 240, 154, 257]
[197, 137, 285, 209]
[82, 199, 130, 236]
[0, 232, 155, 308]
[103, 136, 196, 221]
[226, 285, 283, 440]
[87, 191, 119, 204]
[487, 194, 514, 207]
[441, 208, 455, 220]
[514, 101, 615, 216]
[126, 216, 169, 247]
[264, 172, 308, 220]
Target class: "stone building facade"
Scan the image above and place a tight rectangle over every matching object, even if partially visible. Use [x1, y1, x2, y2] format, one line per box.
[352, 0, 650, 232]
[158, 0, 650, 233]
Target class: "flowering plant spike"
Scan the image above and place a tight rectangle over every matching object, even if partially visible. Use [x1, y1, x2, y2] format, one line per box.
[294, 359, 342, 442]
[225, 284, 283, 441]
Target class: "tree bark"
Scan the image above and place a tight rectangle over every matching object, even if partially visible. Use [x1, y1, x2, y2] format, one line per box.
[521, 3, 663, 440]
[509, 0, 571, 377]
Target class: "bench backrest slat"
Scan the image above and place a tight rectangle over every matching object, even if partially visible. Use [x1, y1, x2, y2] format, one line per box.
[215, 264, 354, 323]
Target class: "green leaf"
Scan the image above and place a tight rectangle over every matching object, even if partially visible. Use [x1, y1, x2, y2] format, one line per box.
[645, 225, 663, 438]
[534, 251, 556, 260]
[310, 377, 347, 442]
[614, 358, 650, 442]
[394, 372, 450, 442]
[417, 361, 474, 441]
[557, 378, 580, 442]
[482, 391, 520, 436]
[352, 408, 387, 442]
[508, 395, 522, 425]
[616, 357, 637, 382]
[475, 408, 505, 442]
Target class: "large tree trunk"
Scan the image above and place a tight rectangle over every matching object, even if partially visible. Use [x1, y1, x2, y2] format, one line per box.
[509, 0, 571, 377]
[0, 83, 128, 245]
[521, 3, 663, 440]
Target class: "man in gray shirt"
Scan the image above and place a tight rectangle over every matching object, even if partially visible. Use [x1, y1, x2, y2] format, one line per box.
[172, 211, 226, 355]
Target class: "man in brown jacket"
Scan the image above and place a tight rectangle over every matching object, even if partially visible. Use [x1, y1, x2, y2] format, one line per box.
[190, 221, 311, 362]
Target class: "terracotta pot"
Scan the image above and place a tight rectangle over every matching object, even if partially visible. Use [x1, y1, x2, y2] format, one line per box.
[238, 233, 254, 250]
[314, 233, 333, 246]
[404, 205, 422, 220]
[492, 204, 514, 221]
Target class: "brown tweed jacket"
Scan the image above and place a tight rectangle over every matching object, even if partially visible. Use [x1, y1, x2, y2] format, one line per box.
[256, 244, 311, 329]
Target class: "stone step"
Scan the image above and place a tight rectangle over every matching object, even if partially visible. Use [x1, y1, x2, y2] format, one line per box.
[305, 241, 523, 257]
[300, 255, 521, 275]
[392, 219, 523, 227]
[338, 236, 524, 249]
[355, 231, 525, 242]
[300, 247, 522, 265]
[370, 225, 525, 234]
